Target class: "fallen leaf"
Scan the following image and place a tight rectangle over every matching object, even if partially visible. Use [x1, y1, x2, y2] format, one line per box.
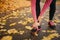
[1, 36, 12, 40]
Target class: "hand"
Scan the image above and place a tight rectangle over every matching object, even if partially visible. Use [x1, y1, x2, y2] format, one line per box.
[32, 22, 40, 28]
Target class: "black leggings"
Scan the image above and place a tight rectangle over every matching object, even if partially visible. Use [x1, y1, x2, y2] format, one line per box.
[36, 0, 56, 20]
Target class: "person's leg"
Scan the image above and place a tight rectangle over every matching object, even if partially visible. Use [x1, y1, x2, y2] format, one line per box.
[36, 0, 41, 30]
[49, 0, 56, 29]
[31, 0, 41, 36]
[38, 0, 53, 23]
[31, 0, 37, 22]
[36, 0, 40, 19]
[31, 0, 38, 30]
[49, 0, 56, 21]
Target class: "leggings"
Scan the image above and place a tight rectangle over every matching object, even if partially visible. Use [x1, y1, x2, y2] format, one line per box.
[36, 0, 56, 20]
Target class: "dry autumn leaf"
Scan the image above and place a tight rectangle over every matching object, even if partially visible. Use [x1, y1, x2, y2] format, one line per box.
[7, 29, 18, 34]
[27, 18, 34, 23]
[42, 33, 60, 40]
[9, 23, 16, 26]
[18, 20, 23, 24]
[19, 30, 24, 35]
[0, 29, 7, 32]
[0, 26, 4, 28]
[25, 26, 32, 30]
[21, 21, 28, 25]
[1, 36, 12, 40]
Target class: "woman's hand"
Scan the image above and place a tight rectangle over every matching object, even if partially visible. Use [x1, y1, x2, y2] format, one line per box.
[32, 22, 40, 28]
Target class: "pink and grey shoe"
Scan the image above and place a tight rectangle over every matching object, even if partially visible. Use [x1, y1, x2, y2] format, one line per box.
[48, 21, 56, 30]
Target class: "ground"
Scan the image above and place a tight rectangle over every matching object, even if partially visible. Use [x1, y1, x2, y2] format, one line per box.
[0, 0, 60, 40]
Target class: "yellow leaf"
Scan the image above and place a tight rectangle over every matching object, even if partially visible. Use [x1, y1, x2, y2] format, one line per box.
[19, 30, 24, 35]
[9, 23, 16, 26]
[25, 26, 32, 30]
[0, 26, 4, 28]
[1, 36, 12, 40]
[18, 20, 23, 24]
[7, 29, 18, 34]
[21, 21, 27, 25]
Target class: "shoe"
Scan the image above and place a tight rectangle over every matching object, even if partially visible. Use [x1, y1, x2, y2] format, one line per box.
[48, 22, 56, 30]
[31, 28, 38, 36]
[37, 26, 41, 32]
[31, 26, 41, 36]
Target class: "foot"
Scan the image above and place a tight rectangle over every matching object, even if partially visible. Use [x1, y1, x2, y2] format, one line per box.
[31, 26, 41, 36]
[48, 21, 56, 30]
[31, 22, 41, 36]
[31, 28, 38, 36]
